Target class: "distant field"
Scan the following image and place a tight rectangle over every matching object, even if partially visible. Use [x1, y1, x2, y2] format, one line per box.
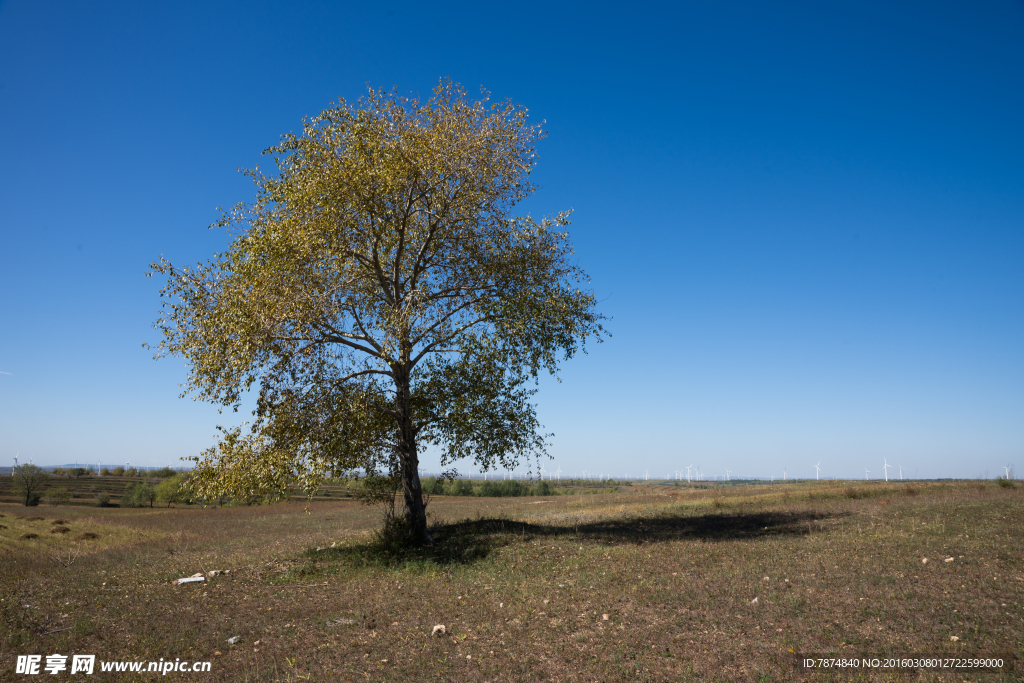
[0, 474, 620, 507]
[1, 480, 1021, 681]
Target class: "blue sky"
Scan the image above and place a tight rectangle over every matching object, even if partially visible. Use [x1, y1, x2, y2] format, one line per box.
[0, 0, 1021, 480]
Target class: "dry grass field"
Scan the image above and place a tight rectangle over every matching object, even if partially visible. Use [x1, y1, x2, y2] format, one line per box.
[1, 480, 1022, 681]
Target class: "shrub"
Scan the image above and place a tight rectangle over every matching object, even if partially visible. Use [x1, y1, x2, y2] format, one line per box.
[423, 476, 461, 495]
[478, 479, 529, 497]
[452, 479, 475, 496]
[372, 515, 411, 554]
[95, 492, 111, 507]
[535, 480, 553, 496]
[119, 484, 138, 508]
[46, 487, 71, 507]
[996, 476, 1016, 489]
[505, 479, 529, 496]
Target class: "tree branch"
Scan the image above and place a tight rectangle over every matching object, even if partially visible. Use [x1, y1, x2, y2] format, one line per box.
[332, 368, 394, 384]
[411, 313, 492, 366]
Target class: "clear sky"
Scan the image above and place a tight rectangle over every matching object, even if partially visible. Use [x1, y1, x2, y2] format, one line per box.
[1, 0, 1021, 480]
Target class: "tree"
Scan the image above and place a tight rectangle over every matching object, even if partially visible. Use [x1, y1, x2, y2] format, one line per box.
[137, 483, 158, 508]
[156, 474, 187, 507]
[120, 482, 157, 508]
[13, 464, 50, 507]
[150, 80, 605, 545]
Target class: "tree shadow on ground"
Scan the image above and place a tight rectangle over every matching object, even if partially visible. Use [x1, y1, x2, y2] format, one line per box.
[318, 508, 846, 570]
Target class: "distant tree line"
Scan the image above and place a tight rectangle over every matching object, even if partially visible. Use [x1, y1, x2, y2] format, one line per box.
[98, 466, 181, 478]
[422, 477, 559, 497]
[10, 464, 192, 508]
[51, 467, 94, 478]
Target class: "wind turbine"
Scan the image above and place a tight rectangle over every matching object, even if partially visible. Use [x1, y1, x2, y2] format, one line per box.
[539, 465, 547, 480]
[686, 464, 693, 482]
[1006, 464, 1012, 479]
[725, 469, 731, 481]
[865, 468, 870, 480]
[783, 468, 787, 481]
[882, 458, 893, 482]
[556, 467, 562, 481]
[814, 461, 821, 480]
[899, 464, 904, 480]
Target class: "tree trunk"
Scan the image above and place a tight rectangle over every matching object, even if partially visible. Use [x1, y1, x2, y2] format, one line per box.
[395, 370, 433, 546]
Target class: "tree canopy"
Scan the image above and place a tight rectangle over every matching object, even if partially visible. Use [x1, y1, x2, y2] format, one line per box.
[150, 79, 605, 544]
[13, 464, 49, 507]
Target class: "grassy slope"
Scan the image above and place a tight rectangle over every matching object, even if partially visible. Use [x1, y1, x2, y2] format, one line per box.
[0, 481, 1021, 682]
